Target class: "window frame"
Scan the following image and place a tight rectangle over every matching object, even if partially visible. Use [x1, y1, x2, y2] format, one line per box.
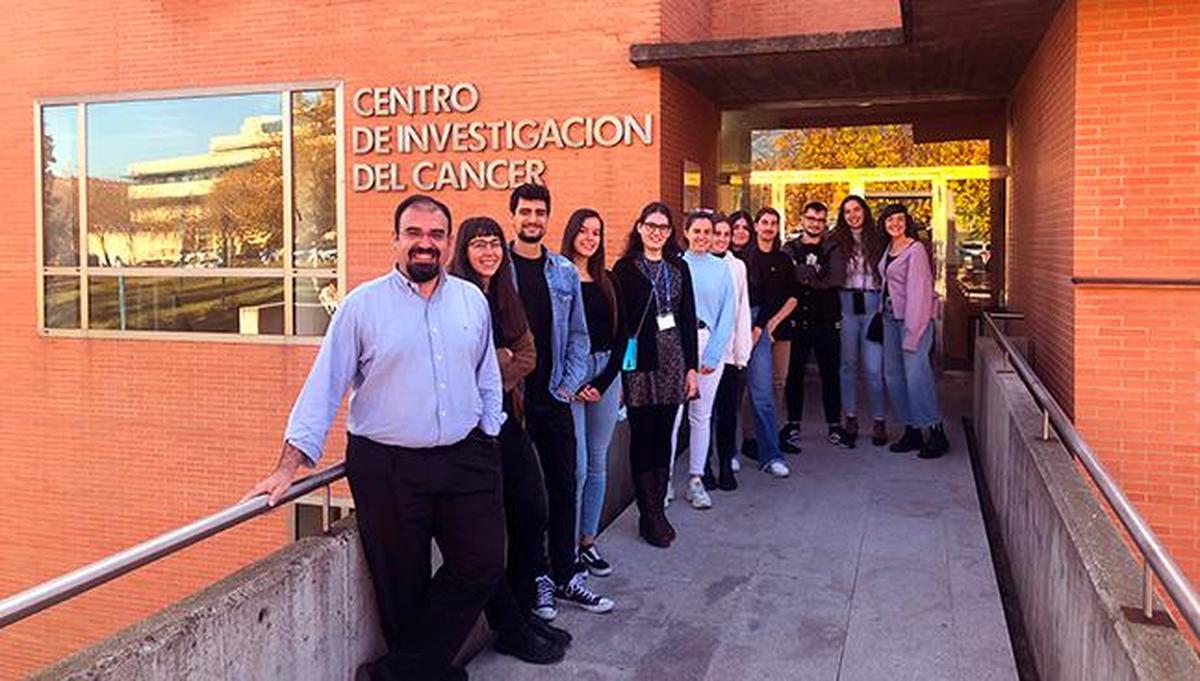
[34, 81, 346, 344]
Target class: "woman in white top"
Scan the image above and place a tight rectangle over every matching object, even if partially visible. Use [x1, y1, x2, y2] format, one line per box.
[707, 212, 753, 489]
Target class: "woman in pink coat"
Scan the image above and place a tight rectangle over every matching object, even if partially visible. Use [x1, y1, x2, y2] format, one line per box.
[877, 204, 950, 458]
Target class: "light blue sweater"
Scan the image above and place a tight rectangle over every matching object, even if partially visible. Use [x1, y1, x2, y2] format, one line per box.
[683, 251, 735, 370]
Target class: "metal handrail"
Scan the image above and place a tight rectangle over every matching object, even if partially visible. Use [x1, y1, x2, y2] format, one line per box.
[0, 463, 345, 629]
[981, 311, 1200, 639]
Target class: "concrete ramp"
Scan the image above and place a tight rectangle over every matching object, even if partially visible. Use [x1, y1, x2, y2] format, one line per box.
[470, 373, 1017, 680]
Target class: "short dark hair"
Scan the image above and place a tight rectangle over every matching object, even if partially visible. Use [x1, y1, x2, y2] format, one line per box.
[508, 182, 551, 215]
[802, 201, 828, 215]
[755, 206, 781, 223]
[393, 194, 452, 236]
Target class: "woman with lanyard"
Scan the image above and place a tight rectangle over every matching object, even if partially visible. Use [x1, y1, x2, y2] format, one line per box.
[559, 208, 625, 577]
[705, 212, 753, 490]
[876, 204, 950, 458]
[612, 202, 699, 547]
[450, 217, 574, 664]
[743, 207, 797, 479]
[828, 195, 888, 448]
[671, 209, 735, 510]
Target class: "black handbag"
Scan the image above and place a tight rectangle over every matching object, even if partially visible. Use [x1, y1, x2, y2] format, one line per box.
[866, 312, 884, 344]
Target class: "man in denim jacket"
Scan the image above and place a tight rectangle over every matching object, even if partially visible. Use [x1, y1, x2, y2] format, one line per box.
[507, 183, 611, 619]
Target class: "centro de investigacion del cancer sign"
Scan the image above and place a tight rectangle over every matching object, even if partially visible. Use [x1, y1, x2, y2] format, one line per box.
[351, 83, 654, 192]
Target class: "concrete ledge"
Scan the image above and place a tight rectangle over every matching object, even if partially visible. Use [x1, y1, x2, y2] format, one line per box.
[973, 338, 1200, 679]
[36, 424, 635, 680]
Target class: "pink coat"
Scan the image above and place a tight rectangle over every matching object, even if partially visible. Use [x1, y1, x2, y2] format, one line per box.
[878, 241, 936, 352]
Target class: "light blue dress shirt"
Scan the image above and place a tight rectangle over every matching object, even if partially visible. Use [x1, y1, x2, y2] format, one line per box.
[683, 251, 735, 370]
[284, 268, 504, 466]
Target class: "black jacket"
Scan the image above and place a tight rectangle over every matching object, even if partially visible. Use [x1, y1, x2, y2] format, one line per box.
[782, 237, 841, 331]
[611, 255, 699, 374]
[583, 270, 628, 394]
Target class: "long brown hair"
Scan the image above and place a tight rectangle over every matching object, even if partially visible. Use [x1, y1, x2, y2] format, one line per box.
[561, 208, 618, 331]
[831, 195, 885, 285]
[450, 216, 528, 347]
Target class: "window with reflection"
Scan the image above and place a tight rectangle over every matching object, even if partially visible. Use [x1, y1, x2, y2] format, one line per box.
[38, 87, 341, 337]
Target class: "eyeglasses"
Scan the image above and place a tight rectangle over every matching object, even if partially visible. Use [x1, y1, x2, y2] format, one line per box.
[399, 227, 449, 242]
[642, 221, 672, 234]
[467, 237, 503, 251]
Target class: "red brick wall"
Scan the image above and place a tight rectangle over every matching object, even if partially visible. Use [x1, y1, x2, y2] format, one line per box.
[661, 0, 711, 42]
[1073, 0, 1200, 589]
[659, 72, 721, 220]
[0, 1, 663, 675]
[1008, 0, 1077, 410]
[710, 0, 900, 40]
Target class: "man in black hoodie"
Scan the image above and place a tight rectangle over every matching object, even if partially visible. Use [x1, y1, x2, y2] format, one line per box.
[780, 201, 851, 452]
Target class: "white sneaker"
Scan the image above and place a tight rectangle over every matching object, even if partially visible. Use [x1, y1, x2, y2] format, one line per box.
[686, 478, 713, 510]
[730, 457, 741, 472]
[532, 574, 558, 620]
[763, 460, 790, 478]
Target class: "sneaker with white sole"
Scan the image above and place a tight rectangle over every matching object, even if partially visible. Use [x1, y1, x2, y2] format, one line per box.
[532, 574, 558, 621]
[578, 545, 613, 577]
[730, 457, 741, 472]
[685, 478, 713, 509]
[555, 572, 614, 614]
[762, 460, 790, 478]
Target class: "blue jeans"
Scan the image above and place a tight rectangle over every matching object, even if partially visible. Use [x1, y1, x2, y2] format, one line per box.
[571, 350, 621, 541]
[747, 316, 784, 466]
[882, 311, 942, 428]
[839, 290, 885, 421]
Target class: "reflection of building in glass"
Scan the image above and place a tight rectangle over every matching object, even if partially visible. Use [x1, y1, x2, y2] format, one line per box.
[88, 115, 282, 267]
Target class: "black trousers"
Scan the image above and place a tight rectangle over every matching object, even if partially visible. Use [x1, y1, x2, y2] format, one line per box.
[628, 404, 679, 475]
[345, 433, 505, 678]
[484, 412, 550, 633]
[785, 324, 841, 425]
[524, 391, 578, 585]
[713, 365, 747, 463]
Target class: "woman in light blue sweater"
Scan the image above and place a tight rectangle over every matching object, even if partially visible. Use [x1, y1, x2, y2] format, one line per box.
[676, 209, 735, 510]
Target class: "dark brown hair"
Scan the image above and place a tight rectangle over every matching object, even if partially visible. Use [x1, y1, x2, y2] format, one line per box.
[450, 216, 528, 347]
[561, 208, 618, 331]
[831, 195, 885, 285]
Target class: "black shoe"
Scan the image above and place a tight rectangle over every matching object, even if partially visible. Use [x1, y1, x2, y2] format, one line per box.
[889, 426, 925, 453]
[440, 667, 468, 681]
[528, 613, 573, 647]
[717, 458, 739, 491]
[918, 424, 950, 459]
[828, 425, 855, 449]
[778, 423, 802, 454]
[742, 437, 759, 462]
[701, 469, 719, 490]
[578, 544, 613, 577]
[494, 623, 565, 664]
[872, 419, 888, 447]
[844, 415, 859, 437]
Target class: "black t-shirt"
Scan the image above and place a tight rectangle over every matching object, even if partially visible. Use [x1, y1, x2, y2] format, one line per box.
[747, 249, 796, 328]
[512, 251, 553, 394]
[581, 281, 613, 353]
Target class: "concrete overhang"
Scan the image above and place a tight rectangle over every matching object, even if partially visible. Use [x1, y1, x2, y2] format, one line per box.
[631, 0, 1065, 107]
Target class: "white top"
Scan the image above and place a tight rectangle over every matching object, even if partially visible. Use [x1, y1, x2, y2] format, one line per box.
[719, 252, 753, 367]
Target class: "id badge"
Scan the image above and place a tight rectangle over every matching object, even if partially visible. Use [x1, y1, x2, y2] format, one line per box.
[622, 338, 639, 371]
[656, 313, 676, 331]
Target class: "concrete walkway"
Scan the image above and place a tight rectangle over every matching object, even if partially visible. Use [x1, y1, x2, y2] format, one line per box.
[470, 373, 1016, 680]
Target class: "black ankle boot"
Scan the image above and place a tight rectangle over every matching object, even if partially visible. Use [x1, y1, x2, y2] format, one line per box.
[918, 424, 950, 459]
[717, 455, 738, 491]
[889, 426, 924, 453]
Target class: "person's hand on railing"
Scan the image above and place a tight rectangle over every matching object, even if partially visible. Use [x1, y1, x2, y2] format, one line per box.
[241, 442, 308, 507]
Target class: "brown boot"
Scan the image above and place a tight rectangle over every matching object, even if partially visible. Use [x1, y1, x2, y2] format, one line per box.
[872, 419, 888, 447]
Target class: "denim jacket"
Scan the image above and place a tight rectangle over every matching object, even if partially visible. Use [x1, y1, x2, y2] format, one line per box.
[509, 244, 590, 402]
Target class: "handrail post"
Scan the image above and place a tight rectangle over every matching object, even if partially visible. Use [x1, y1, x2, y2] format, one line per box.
[322, 485, 332, 533]
[1144, 562, 1154, 620]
